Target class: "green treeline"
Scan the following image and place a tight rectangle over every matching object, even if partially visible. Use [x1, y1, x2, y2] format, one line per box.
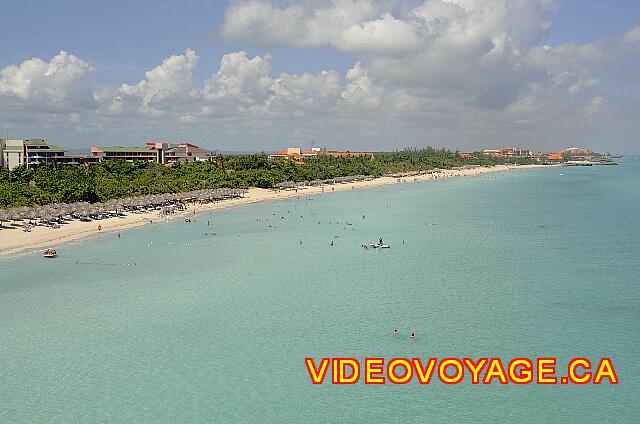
[0, 148, 534, 208]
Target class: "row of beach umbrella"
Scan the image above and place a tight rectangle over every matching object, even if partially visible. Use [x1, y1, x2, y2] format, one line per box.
[0, 188, 247, 226]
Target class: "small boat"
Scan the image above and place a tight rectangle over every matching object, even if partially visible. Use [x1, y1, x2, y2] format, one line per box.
[43, 248, 57, 258]
[368, 243, 390, 249]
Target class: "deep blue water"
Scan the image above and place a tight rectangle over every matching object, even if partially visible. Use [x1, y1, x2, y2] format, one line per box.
[1, 159, 638, 423]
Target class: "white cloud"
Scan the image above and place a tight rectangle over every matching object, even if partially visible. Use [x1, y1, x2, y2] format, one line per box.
[222, 0, 426, 55]
[0, 50, 95, 109]
[389, 89, 420, 111]
[202, 51, 273, 104]
[178, 114, 198, 124]
[584, 96, 607, 119]
[267, 70, 342, 114]
[219, 0, 581, 117]
[110, 49, 199, 115]
[219, 0, 604, 117]
[335, 13, 420, 55]
[340, 62, 383, 109]
[622, 25, 640, 46]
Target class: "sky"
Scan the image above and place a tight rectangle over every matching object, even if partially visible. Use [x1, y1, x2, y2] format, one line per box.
[1, 0, 639, 153]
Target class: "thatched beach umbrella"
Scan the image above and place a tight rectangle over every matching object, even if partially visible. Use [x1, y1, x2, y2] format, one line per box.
[5, 207, 22, 224]
[15, 206, 31, 222]
[39, 206, 57, 221]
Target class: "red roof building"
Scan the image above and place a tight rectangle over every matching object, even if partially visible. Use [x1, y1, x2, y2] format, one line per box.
[269, 147, 374, 160]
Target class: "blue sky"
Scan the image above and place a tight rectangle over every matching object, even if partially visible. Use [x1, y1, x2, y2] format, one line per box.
[1, 0, 639, 153]
[0, 0, 356, 84]
[548, 0, 640, 44]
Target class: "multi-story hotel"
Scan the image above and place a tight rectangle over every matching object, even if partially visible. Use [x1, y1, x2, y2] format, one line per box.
[90, 141, 215, 164]
[1, 139, 69, 170]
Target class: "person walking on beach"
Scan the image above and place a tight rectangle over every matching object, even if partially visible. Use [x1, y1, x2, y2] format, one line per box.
[97, 224, 102, 232]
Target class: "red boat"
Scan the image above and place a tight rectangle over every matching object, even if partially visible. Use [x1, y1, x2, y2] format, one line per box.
[43, 248, 57, 258]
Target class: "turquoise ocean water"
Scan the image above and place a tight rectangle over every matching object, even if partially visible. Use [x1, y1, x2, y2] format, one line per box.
[1, 159, 639, 423]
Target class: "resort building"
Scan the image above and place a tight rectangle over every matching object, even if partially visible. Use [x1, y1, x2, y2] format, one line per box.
[163, 142, 215, 164]
[560, 147, 594, 159]
[481, 147, 531, 158]
[546, 153, 565, 163]
[269, 147, 374, 160]
[269, 147, 305, 159]
[91, 141, 215, 164]
[90, 146, 157, 162]
[481, 149, 502, 156]
[530, 152, 546, 162]
[1, 139, 69, 170]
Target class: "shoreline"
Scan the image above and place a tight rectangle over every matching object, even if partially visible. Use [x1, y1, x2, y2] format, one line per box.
[0, 164, 549, 257]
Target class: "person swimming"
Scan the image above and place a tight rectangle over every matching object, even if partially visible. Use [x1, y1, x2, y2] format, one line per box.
[410, 332, 415, 339]
[392, 329, 398, 336]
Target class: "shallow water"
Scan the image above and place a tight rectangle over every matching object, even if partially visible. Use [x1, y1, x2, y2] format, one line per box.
[1, 160, 639, 423]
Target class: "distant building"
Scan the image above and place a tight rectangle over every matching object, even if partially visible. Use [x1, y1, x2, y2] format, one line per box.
[1, 139, 69, 170]
[90, 146, 156, 162]
[530, 152, 546, 163]
[269, 147, 374, 160]
[482, 147, 531, 157]
[546, 153, 564, 163]
[91, 141, 215, 164]
[163, 142, 215, 164]
[269, 147, 303, 160]
[481, 149, 501, 156]
[560, 147, 593, 158]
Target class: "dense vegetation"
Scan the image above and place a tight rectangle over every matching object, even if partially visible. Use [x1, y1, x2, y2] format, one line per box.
[0, 148, 534, 208]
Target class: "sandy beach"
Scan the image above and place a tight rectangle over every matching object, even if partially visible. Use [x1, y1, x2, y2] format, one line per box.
[0, 164, 547, 256]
